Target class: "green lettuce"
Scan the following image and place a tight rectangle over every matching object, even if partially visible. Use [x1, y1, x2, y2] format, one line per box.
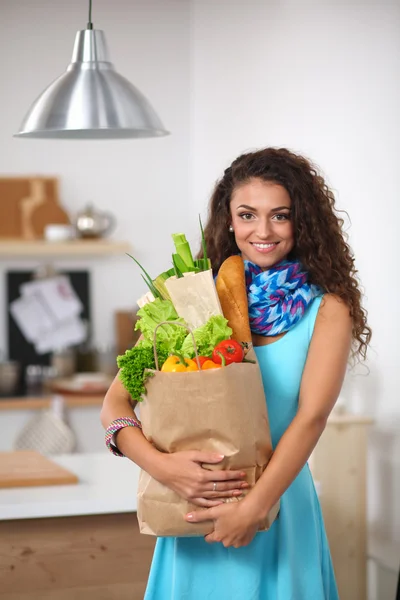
[134, 299, 187, 354]
[180, 315, 232, 358]
[117, 341, 169, 403]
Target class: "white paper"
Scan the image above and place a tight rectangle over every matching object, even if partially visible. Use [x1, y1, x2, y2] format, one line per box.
[20, 276, 83, 323]
[137, 291, 155, 309]
[10, 294, 54, 343]
[35, 317, 87, 355]
[10, 274, 87, 354]
[164, 270, 223, 329]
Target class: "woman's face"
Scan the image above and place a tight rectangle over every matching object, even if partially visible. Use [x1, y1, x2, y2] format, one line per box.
[230, 178, 294, 269]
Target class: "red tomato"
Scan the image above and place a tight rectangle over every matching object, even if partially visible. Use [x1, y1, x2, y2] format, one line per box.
[212, 340, 244, 365]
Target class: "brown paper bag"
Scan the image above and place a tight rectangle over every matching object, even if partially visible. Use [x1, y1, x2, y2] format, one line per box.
[137, 347, 279, 536]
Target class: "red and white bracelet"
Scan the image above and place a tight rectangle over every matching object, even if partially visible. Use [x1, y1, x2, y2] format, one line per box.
[105, 417, 142, 457]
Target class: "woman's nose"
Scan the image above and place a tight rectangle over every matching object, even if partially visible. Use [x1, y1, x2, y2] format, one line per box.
[256, 219, 272, 239]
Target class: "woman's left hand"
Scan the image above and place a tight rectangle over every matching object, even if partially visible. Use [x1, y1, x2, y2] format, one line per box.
[185, 500, 260, 548]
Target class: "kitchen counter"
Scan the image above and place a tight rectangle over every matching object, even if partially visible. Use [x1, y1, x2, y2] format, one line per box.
[0, 394, 104, 410]
[0, 452, 154, 600]
[0, 452, 140, 521]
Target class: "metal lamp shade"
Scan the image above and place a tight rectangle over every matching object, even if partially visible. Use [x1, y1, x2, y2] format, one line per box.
[15, 29, 169, 139]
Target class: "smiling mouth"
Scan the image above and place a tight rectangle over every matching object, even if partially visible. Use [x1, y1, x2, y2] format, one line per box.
[251, 242, 279, 249]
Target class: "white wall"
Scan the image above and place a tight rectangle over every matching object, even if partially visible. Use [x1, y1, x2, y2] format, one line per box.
[0, 0, 192, 348]
[191, 0, 400, 543]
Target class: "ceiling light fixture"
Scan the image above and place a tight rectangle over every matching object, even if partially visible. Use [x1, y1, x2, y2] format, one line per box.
[14, 0, 169, 139]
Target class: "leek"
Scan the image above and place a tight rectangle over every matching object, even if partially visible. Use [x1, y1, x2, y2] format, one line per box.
[199, 214, 209, 270]
[194, 258, 211, 271]
[127, 253, 172, 300]
[172, 254, 184, 278]
[153, 273, 171, 301]
[127, 253, 162, 299]
[129, 219, 211, 302]
[172, 233, 195, 270]
[173, 253, 188, 274]
[141, 274, 161, 300]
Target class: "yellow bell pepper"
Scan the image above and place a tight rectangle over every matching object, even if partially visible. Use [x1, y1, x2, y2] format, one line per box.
[161, 355, 199, 372]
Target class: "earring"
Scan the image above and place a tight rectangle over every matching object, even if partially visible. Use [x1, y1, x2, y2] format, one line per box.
[229, 225, 234, 232]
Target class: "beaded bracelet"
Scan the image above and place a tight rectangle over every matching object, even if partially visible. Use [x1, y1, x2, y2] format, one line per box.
[105, 417, 142, 457]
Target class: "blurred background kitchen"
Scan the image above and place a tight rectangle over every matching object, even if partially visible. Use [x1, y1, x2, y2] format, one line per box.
[0, 1, 398, 599]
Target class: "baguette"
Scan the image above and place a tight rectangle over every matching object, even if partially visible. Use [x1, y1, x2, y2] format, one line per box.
[216, 255, 252, 347]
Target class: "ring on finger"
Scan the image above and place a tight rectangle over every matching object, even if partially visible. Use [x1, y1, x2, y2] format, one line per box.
[213, 482, 217, 492]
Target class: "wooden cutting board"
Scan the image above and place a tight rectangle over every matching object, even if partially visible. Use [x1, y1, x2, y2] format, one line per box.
[0, 450, 79, 488]
[0, 177, 69, 239]
[115, 310, 140, 355]
[29, 178, 70, 238]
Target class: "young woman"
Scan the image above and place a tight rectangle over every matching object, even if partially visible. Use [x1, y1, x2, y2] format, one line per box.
[101, 147, 371, 599]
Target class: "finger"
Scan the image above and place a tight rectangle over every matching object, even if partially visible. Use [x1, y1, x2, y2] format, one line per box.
[202, 470, 247, 482]
[191, 498, 224, 508]
[204, 533, 217, 544]
[190, 451, 224, 464]
[202, 489, 243, 499]
[186, 508, 216, 523]
[206, 480, 249, 492]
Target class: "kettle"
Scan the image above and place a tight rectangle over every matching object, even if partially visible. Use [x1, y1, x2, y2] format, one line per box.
[74, 203, 116, 239]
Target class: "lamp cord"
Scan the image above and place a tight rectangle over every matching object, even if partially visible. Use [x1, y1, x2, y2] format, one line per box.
[87, 0, 93, 29]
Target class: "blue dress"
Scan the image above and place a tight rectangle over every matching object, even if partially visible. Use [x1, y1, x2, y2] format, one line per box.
[144, 296, 339, 600]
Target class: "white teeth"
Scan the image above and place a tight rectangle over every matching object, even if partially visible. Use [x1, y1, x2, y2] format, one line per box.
[252, 243, 276, 249]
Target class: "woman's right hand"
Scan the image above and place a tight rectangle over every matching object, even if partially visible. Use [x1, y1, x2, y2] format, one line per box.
[156, 451, 249, 507]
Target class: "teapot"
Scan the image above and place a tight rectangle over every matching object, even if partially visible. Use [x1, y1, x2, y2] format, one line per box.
[74, 203, 116, 239]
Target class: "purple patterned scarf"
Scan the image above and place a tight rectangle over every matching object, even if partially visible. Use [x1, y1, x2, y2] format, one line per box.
[244, 259, 323, 336]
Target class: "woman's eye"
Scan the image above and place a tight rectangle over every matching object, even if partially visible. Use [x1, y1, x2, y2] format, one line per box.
[273, 213, 290, 221]
[237, 212, 290, 222]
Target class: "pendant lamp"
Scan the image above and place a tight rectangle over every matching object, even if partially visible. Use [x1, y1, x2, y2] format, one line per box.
[14, 0, 169, 139]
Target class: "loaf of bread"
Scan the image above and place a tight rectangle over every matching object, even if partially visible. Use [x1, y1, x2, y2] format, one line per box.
[216, 255, 252, 347]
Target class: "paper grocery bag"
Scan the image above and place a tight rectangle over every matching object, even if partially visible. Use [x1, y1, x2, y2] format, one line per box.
[137, 349, 280, 537]
[164, 270, 223, 329]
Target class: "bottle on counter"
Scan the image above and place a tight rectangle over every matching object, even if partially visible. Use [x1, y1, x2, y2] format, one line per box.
[51, 347, 76, 378]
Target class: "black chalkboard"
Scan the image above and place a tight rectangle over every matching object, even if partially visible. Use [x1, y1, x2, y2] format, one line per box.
[6, 270, 91, 395]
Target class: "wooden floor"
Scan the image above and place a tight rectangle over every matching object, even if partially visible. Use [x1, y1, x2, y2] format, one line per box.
[0, 513, 156, 600]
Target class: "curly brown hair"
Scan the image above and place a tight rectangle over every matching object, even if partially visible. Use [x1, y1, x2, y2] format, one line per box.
[198, 147, 371, 360]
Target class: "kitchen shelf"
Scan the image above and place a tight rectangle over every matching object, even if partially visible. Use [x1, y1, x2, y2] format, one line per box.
[0, 395, 104, 411]
[0, 239, 131, 257]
